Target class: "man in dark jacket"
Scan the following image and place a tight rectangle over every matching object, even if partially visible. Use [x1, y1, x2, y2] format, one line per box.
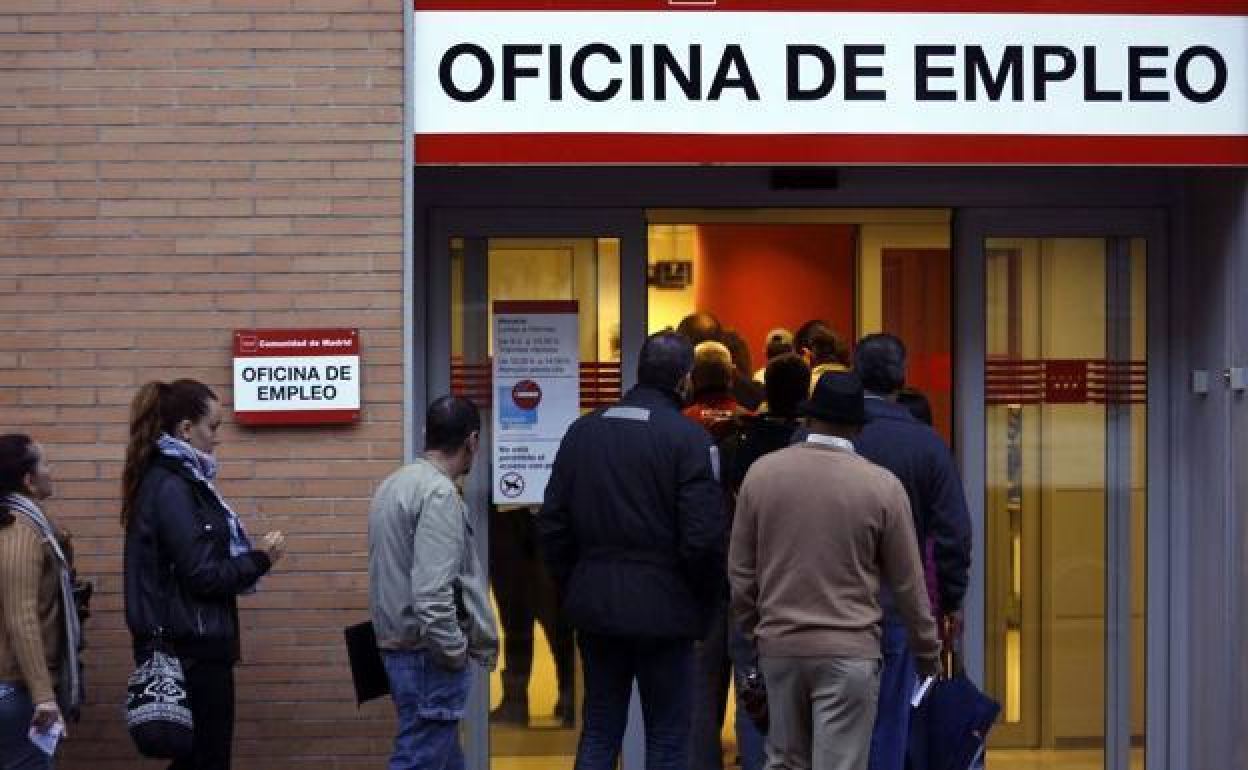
[539, 330, 725, 770]
[851, 333, 973, 770]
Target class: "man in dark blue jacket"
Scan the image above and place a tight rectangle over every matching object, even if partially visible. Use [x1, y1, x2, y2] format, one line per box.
[539, 330, 726, 770]
[851, 333, 973, 770]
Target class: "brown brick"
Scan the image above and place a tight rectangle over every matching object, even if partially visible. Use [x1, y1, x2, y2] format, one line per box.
[2, 1, 405, 763]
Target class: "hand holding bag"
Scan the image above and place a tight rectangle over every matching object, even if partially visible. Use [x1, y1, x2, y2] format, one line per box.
[125, 637, 194, 759]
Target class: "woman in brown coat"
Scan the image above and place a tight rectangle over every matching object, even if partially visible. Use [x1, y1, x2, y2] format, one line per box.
[0, 434, 81, 769]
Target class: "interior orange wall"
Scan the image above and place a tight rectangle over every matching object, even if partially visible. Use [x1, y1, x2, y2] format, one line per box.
[693, 224, 856, 372]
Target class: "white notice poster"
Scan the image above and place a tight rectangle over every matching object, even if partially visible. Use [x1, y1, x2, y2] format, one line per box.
[491, 301, 580, 505]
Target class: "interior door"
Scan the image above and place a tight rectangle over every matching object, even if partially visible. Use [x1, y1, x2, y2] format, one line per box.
[426, 209, 647, 770]
[955, 210, 1168, 770]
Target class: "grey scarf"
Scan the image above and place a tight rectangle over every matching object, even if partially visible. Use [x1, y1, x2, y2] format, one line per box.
[2, 493, 82, 718]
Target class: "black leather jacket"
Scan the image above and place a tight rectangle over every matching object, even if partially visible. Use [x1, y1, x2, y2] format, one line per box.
[124, 455, 271, 663]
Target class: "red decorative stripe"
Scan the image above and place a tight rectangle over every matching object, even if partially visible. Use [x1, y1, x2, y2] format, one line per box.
[493, 300, 580, 314]
[986, 358, 1146, 404]
[450, 360, 623, 408]
[236, 410, 360, 425]
[414, 1, 1248, 15]
[414, 134, 1248, 166]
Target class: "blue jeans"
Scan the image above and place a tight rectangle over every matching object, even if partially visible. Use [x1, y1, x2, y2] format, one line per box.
[575, 633, 693, 770]
[0, 684, 52, 770]
[867, 619, 916, 770]
[382, 650, 471, 770]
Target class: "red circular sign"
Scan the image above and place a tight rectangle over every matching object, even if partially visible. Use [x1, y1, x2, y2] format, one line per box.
[511, 380, 542, 410]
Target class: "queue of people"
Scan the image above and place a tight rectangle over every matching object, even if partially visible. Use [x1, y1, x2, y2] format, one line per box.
[523, 315, 972, 770]
[1, 316, 969, 770]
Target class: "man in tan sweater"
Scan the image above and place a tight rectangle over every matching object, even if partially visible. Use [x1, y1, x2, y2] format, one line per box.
[728, 372, 940, 770]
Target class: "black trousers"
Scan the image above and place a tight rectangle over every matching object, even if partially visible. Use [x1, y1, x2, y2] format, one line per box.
[169, 659, 235, 770]
[489, 505, 575, 699]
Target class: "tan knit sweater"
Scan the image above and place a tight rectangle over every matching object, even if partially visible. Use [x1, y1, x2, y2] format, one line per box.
[0, 513, 64, 705]
[729, 440, 940, 665]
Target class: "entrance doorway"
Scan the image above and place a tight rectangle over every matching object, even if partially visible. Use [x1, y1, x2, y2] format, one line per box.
[647, 209, 954, 440]
[422, 205, 1165, 770]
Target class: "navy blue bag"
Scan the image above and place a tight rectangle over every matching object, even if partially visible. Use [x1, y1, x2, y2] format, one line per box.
[909, 626, 1001, 770]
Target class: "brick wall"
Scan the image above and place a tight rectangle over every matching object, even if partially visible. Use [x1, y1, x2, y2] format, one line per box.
[1, 2, 405, 767]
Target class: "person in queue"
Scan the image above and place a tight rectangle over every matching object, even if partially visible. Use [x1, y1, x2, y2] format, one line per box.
[539, 330, 725, 770]
[729, 372, 941, 770]
[369, 395, 499, 768]
[122, 379, 286, 770]
[851, 336, 972, 770]
[0, 435, 83, 768]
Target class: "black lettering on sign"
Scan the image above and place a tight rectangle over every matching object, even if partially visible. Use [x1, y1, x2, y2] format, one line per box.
[845, 45, 886, 101]
[1128, 46, 1169, 102]
[1033, 45, 1076, 101]
[1176, 45, 1226, 103]
[915, 45, 956, 101]
[655, 45, 702, 100]
[571, 43, 622, 102]
[549, 45, 563, 100]
[1083, 46, 1123, 102]
[966, 45, 1024, 101]
[786, 45, 835, 101]
[630, 44, 645, 101]
[440, 43, 493, 102]
[502, 44, 541, 102]
[708, 45, 760, 101]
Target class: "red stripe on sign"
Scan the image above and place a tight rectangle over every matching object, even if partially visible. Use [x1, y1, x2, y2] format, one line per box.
[236, 410, 360, 426]
[414, 134, 1248, 166]
[234, 328, 359, 356]
[493, 300, 580, 313]
[413, 1, 1248, 15]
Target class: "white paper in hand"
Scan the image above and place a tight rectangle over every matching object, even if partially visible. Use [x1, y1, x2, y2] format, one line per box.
[911, 675, 936, 708]
[28, 720, 64, 756]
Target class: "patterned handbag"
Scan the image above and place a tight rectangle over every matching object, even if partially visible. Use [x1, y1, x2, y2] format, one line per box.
[124, 643, 194, 759]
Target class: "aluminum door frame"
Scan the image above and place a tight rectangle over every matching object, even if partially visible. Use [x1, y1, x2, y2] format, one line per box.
[424, 207, 649, 770]
[954, 208, 1169, 770]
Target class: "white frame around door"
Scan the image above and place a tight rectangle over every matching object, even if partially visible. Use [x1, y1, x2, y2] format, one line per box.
[423, 208, 649, 770]
[954, 209, 1169, 770]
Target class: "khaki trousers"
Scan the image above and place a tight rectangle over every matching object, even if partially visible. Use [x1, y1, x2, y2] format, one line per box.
[760, 656, 881, 770]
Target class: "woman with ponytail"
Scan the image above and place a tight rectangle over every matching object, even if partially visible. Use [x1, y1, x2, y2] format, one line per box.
[0, 434, 80, 768]
[122, 380, 287, 770]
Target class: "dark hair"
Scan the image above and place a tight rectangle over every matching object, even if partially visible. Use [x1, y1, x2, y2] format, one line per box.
[0, 434, 39, 526]
[121, 379, 218, 529]
[854, 333, 907, 395]
[675, 312, 722, 346]
[638, 330, 695, 391]
[763, 354, 811, 417]
[896, 386, 933, 426]
[795, 320, 848, 366]
[425, 395, 481, 452]
[721, 329, 752, 377]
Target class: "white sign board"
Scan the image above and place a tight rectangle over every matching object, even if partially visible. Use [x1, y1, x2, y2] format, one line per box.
[232, 328, 361, 425]
[412, 6, 1248, 164]
[491, 301, 580, 505]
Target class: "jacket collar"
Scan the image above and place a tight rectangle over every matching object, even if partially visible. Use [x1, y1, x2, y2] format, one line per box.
[624, 383, 685, 412]
[864, 396, 918, 423]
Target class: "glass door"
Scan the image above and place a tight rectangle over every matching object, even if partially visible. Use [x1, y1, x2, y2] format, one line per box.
[956, 211, 1168, 770]
[426, 210, 647, 770]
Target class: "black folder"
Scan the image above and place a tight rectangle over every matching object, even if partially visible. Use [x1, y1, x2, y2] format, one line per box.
[343, 621, 390, 705]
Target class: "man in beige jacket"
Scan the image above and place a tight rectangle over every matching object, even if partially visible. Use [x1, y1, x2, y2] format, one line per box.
[369, 395, 499, 770]
[728, 372, 940, 770]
